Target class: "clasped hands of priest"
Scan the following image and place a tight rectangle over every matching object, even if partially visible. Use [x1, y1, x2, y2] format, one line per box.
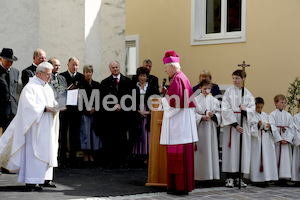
[45, 105, 67, 113]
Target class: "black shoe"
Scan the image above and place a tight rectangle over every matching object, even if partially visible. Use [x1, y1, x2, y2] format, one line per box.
[1, 168, 10, 174]
[275, 180, 289, 186]
[26, 184, 43, 191]
[167, 189, 188, 195]
[293, 182, 300, 187]
[58, 163, 68, 169]
[195, 180, 212, 188]
[252, 182, 268, 188]
[43, 180, 57, 188]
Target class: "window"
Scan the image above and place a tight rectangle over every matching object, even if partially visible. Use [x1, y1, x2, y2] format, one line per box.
[125, 35, 139, 77]
[191, 0, 246, 45]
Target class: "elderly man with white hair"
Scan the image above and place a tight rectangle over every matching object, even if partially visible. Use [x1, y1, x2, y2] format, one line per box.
[159, 50, 198, 195]
[0, 61, 59, 191]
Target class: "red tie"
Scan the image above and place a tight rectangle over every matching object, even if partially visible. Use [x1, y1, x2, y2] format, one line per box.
[116, 78, 119, 85]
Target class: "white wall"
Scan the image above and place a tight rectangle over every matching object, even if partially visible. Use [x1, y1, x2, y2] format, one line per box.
[39, 0, 85, 74]
[85, 0, 102, 81]
[0, 0, 39, 72]
[0, 0, 125, 82]
[99, 0, 126, 81]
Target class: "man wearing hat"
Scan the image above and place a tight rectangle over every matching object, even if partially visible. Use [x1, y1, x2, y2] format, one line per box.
[159, 50, 198, 195]
[0, 48, 19, 133]
[0, 48, 19, 175]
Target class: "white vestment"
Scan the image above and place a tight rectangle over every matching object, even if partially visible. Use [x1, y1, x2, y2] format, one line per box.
[292, 113, 300, 181]
[250, 112, 278, 182]
[160, 98, 198, 145]
[221, 86, 255, 174]
[269, 109, 293, 179]
[194, 93, 221, 180]
[0, 76, 59, 184]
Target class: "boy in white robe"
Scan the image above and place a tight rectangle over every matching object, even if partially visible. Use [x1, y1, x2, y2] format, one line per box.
[194, 80, 221, 185]
[291, 101, 300, 182]
[269, 94, 293, 186]
[221, 69, 255, 188]
[0, 62, 59, 191]
[250, 97, 278, 187]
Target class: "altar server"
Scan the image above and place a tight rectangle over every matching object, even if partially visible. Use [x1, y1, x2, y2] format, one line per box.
[250, 97, 278, 187]
[291, 101, 300, 182]
[221, 69, 255, 188]
[269, 94, 293, 185]
[194, 79, 221, 182]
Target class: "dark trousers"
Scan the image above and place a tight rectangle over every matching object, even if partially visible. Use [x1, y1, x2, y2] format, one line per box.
[0, 114, 15, 173]
[98, 111, 133, 167]
[59, 110, 82, 167]
[0, 114, 15, 132]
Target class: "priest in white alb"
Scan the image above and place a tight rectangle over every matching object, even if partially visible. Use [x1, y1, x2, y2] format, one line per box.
[0, 62, 59, 191]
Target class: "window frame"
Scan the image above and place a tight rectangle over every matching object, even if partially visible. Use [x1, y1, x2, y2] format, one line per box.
[125, 35, 139, 76]
[191, 0, 247, 45]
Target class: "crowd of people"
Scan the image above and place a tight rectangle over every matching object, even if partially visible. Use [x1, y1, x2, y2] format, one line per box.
[192, 68, 300, 192]
[1, 48, 300, 195]
[0, 47, 161, 190]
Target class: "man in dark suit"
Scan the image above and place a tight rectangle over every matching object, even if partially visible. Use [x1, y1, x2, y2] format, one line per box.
[60, 57, 85, 88]
[99, 61, 134, 167]
[48, 57, 67, 170]
[0, 48, 19, 132]
[48, 57, 68, 107]
[21, 49, 46, 87]
[59, 57, 85, 168]
[0, 48, 19, 175]
[132, 59, 159, 91]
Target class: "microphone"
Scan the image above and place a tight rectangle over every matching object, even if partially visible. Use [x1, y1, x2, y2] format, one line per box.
[161, 78, 167, 97]
[162, 78, 167, 87]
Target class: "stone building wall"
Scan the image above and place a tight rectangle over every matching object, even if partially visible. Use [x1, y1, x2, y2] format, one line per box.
[0, 0, 125, 83]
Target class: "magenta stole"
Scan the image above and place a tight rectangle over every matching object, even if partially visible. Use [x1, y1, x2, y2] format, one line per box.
[166, 71, 195, 109]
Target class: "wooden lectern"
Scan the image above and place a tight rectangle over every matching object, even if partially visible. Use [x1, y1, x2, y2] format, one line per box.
[145, 98, 167, 187]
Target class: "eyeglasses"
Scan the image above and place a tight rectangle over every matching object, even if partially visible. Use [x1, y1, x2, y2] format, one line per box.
[41, 71, 52, 77]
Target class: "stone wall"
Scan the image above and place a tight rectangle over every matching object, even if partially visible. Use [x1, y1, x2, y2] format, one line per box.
[0, 0, 125, 83]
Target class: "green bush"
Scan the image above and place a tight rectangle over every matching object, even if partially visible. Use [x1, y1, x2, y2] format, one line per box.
[287, 77, 300, 115]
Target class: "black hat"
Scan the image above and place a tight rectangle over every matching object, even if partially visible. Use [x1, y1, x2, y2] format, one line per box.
[0, 48, 18, 61]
